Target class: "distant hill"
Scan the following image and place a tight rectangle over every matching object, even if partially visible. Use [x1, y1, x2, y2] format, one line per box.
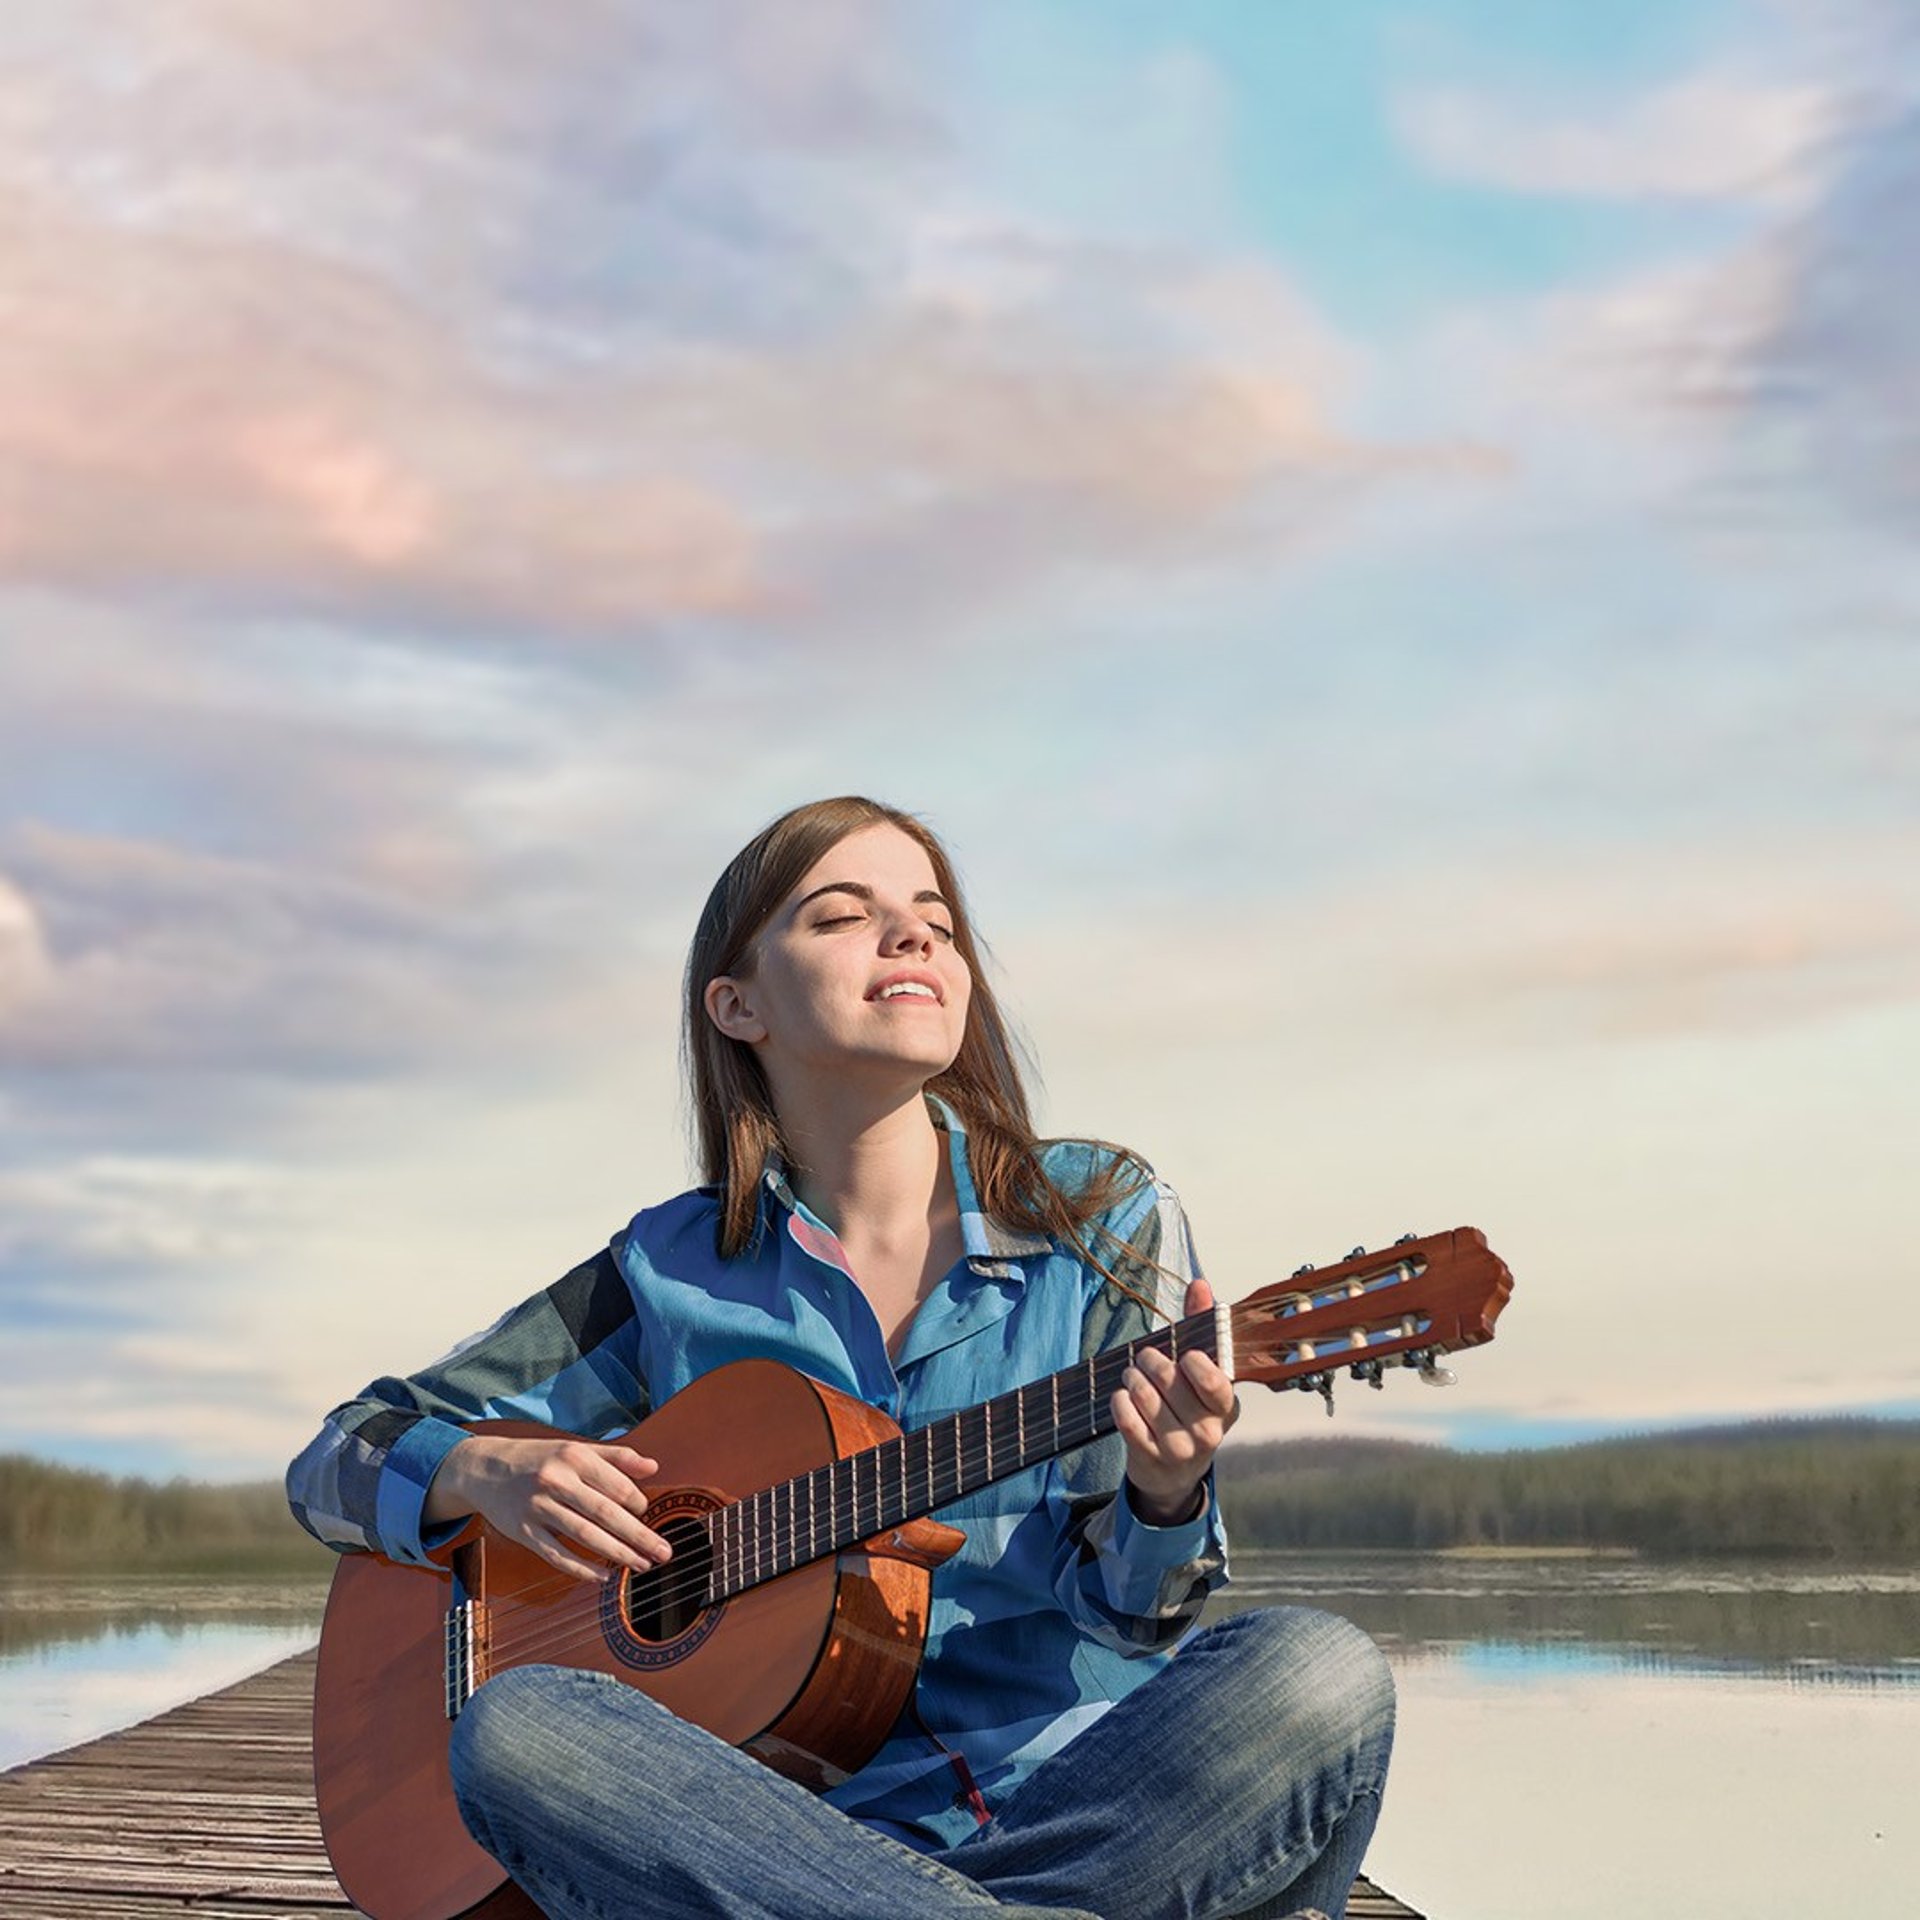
[1215, 1435, 1442, 1481]
[1216, 1418, 1920, 1556]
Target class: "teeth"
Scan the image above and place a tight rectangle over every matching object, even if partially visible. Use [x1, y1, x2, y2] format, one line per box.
[878, 982, 936, 1000]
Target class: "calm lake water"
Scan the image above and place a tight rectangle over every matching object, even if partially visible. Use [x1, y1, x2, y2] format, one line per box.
[3, 1556, 1915, 1918]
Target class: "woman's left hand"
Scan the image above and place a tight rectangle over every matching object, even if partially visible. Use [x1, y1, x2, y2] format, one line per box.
[1112, 1275, 1240, 1526]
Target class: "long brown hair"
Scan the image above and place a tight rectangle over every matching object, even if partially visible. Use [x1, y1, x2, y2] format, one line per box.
[682, 796, 1158, 1302]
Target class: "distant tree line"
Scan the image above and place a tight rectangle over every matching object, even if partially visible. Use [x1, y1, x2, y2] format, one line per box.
[0, 1455, 330, 1573]
[1214, 1419, 1920, 1557]
[6, 1418, 1916, 1570]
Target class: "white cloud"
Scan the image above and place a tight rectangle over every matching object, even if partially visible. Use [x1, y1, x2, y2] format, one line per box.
[0, 875, 54, 1011]
[0, 1156, 296, 1271]
[1397, 71, 1841, 207]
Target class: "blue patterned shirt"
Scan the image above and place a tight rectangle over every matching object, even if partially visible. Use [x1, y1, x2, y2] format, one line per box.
[285, 1096, 1229, 1848]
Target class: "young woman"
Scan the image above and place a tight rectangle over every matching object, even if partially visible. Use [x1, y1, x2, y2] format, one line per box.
[287, 796, 1394, 1920]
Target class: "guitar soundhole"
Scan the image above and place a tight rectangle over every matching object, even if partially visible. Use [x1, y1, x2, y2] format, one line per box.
[622, 1514, 715, 1643]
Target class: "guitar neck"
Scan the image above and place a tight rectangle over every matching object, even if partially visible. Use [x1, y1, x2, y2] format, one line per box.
[705, 1227, 1506, 1604]
[709, 1309, 1224, 1600]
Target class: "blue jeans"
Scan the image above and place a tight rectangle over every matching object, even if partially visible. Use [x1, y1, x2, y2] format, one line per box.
[449, 1606, 1394, 1920]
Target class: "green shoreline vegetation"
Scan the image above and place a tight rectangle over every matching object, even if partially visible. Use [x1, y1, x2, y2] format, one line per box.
[1215, 1418, 1920, 1558]
[3, 1417, 1916, 1573]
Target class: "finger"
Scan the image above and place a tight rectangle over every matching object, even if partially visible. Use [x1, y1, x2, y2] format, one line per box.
[1184, 1275, 1214, 1315]
[1121, 1361, 1176, 1436]
[572, 1493, 676, 1567]
[1132, 1349, 1216, 1432]
[545, 1502, 671, 1573]
[527, 1529, 609, 1584]
[1176, 1350, 1238, 1415]
[1142, 1342, 1232, 1420]
[599, 1446, 659, 1487]
[530, 1473, 672, 1567]
[1110, 1386, 1162, 1462]
[578, 1454, 661, 1525]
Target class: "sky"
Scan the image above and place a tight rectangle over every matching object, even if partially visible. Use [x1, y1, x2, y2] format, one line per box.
[1, 0, 1915, 1483]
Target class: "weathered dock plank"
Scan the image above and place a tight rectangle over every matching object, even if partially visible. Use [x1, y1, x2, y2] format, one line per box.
[0, 1651, 1424, 1917]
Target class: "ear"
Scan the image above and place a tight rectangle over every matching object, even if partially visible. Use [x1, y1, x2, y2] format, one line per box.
[704, 975, 767, 1045]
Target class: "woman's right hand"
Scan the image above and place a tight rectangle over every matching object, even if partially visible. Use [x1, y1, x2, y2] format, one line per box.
[424, 1434, 672, 1583]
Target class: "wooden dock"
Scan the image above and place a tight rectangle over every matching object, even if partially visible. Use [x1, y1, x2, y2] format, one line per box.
[0, 1650, 1425, 1917]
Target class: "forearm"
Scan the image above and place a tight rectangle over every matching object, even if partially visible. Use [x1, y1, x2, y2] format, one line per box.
[420, 1435, 484, 1527]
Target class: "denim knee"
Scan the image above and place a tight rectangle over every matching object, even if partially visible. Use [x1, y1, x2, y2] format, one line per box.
[447, 1661, 611, 1849]
[1209, 1606, 1396, 1761]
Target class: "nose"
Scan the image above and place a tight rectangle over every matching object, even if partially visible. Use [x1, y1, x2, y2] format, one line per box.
[882, 905, 938, 955]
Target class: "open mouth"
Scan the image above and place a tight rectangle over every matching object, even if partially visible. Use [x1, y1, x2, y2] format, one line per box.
[869, 979, 942, 1005]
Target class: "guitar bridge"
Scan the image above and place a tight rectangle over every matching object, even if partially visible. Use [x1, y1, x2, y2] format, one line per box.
[444, 1596, 477, 1720]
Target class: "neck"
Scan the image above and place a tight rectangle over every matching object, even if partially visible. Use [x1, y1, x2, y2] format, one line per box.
[776, 1085, 946, 1245]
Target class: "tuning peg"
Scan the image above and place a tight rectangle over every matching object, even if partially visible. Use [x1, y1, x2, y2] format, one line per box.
[1395, 1232, 1419, 1245]
[1350, 1360, 1385, 1390]
[1417, 1351, 1457, 1388]
[1312, 1372, 1336, 1416]
[1291, 1263, 1316, 1278]
[1347, 1245, 1367, 1259]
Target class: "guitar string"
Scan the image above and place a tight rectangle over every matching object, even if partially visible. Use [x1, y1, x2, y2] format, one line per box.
[478, 1302, 1415, 1672]
[481, 1395, 1128, 1668]
[477, 1294, 1417, 1671]
[477, 1323, 1229, 1671]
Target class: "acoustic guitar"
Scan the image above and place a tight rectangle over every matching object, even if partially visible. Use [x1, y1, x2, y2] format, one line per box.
[312, 1226, 1512, 1920]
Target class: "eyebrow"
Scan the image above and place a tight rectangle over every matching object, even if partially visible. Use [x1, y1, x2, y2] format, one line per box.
[793, 881, 954, 915]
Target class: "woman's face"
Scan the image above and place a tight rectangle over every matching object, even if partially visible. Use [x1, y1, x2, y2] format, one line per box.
[706, 823, 973, 1098]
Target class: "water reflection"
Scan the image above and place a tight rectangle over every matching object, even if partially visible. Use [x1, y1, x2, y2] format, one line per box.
[1369, 1656, 1919, 1920]
[1216, 1551, 1920, 1687]
[0, 1573, 330, 1659]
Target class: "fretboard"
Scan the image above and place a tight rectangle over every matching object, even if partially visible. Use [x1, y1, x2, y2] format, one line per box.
[707, 1309, 1220, 1602]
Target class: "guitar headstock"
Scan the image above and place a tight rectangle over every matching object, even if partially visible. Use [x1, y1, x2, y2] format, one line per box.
[1228, 1227, 1512, 1402]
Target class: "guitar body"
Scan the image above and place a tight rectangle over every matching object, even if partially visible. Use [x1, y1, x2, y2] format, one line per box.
[312, 1360, 965, 1920]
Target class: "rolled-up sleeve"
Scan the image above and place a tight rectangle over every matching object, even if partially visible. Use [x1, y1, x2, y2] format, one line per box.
[1049, 1174, 1230, 1653]
[284, 1244, 648, 1566]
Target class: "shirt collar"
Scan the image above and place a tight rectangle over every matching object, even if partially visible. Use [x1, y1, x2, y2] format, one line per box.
[759, 1091, 1052, 1275]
